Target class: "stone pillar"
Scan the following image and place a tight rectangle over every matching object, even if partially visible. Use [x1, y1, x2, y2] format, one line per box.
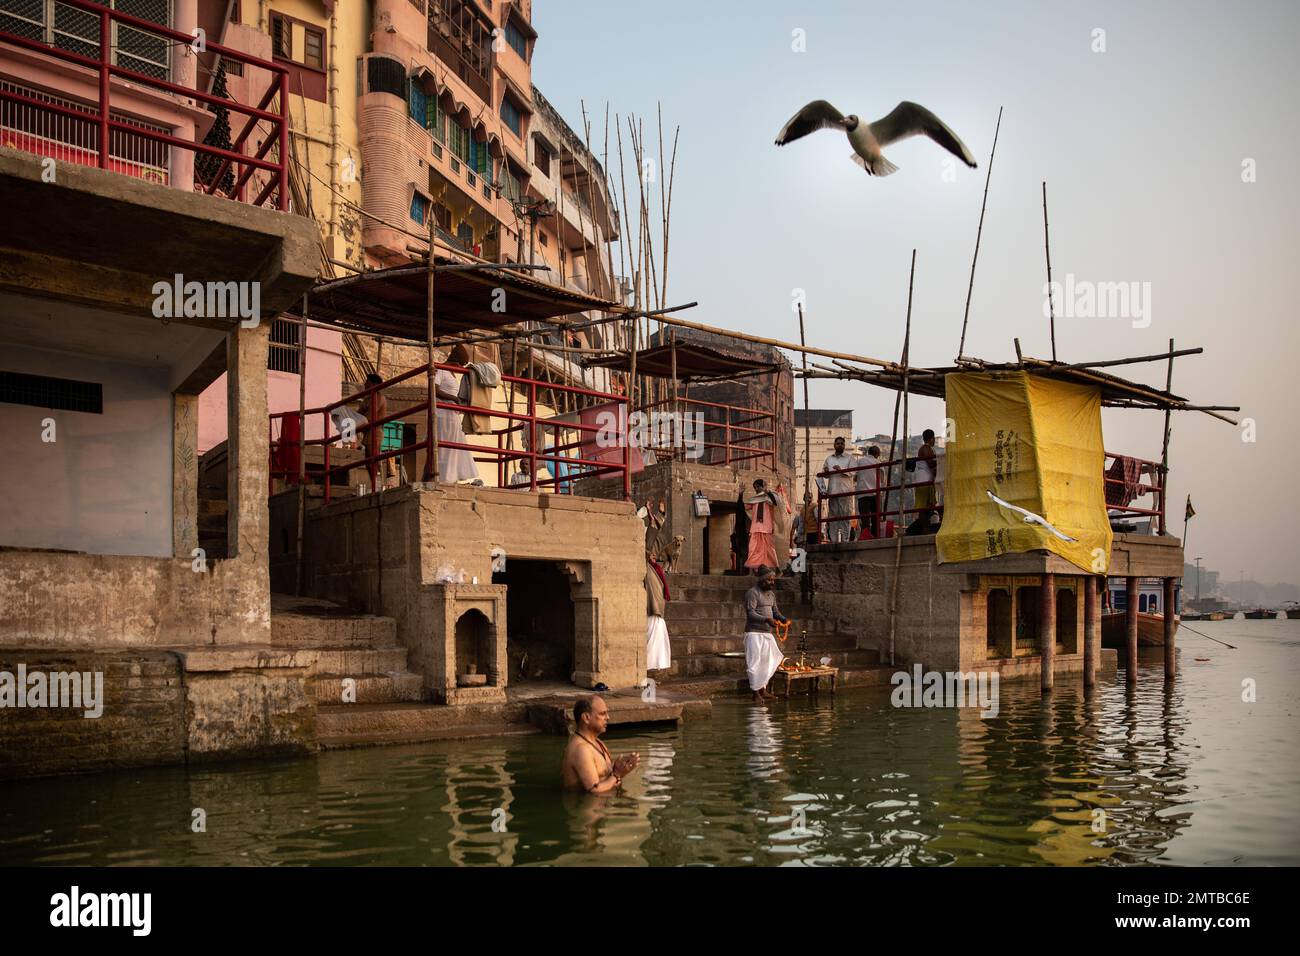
[1125, 576, 1139, 684]
[1039, 572, 1056, 692]
[1084, 575, 1100, 689]
[226, 322, 270, 562]
[173, 392, 199, 558]
[1163, 576, 1177, 680]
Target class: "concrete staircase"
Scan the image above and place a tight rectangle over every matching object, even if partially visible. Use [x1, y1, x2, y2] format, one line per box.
[270, 594, 532, 748]
[658, 574, 892, 694]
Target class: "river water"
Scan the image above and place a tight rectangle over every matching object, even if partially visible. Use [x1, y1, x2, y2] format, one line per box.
[2, 620, 1296, 866]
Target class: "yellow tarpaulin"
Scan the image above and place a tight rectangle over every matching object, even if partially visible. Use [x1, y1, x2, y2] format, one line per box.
[936, 371, 1112, 574]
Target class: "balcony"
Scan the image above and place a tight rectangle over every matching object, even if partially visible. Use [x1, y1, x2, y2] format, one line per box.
[0, 0, 290, 208]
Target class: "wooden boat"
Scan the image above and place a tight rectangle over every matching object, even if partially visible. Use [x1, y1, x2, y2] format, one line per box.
[1244, 609, 1275, 620]
[1102, 610, 1178, 647]
[1207, 612, 1228, 621]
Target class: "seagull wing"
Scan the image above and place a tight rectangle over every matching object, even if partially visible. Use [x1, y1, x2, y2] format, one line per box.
[775, 100, 848, 146]
[986, 490, 1078, 542]
[869, 101, 977, 167]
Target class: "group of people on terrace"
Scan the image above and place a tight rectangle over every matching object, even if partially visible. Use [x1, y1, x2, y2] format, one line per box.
[740, 431, 943, 573]
[812, 431, 941, 544]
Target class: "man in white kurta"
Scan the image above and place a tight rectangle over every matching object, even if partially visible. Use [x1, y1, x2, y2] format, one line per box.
[434, 367, 478, 482]
[819, 436, 857, 543]
[744, 570, 787, 701]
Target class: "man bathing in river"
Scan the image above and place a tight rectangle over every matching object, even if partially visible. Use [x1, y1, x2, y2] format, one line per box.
[561, 696, 641, 792]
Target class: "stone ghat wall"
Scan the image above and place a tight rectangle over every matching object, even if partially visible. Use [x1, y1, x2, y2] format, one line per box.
[287, 484, 647, 690]
[0, 551, 270, 648]
[0, 651, 186, 780]
[809, 539, 967, 672]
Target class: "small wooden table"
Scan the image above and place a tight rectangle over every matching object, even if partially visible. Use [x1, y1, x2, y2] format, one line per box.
[770, 665, 838, 698]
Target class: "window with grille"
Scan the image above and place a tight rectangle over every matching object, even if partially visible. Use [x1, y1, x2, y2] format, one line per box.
[0, 370, 103, 414]
[533, 141, 549, 178]
[0, 0, 171, 80]
[268, 318, 301, 374]
[367, 55, 406, 98]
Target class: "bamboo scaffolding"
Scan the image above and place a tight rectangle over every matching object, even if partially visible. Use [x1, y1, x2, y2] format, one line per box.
[957, 106, 1003, 361]
[1043, 181, 1057, 361]
[887, 250, 918, 667]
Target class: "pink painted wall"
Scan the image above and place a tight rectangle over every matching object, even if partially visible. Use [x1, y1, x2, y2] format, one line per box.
[0, 0, 205, 190]
[198, 326, 343, 453]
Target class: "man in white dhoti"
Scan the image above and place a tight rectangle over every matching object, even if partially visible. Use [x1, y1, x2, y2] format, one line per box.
[744, 569, 788, 701]
[434, 367, 479, 483]
[645, 558, 672, 671]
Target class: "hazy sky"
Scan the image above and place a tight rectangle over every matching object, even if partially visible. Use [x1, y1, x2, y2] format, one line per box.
[533, 0, 1300, 585]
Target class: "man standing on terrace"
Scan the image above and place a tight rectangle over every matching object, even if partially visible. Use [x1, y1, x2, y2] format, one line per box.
[819, 436, 857, 543]
[856, 445, 882, 539]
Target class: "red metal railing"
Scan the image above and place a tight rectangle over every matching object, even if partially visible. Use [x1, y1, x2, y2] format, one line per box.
[0, 0, 288, 208]
[807, 449, 1168, 544]
[270, 363, 631, 503]
[1103, 451, 1166, 533]
[813, 456, 939, 543]
[636, 395, 776, 471]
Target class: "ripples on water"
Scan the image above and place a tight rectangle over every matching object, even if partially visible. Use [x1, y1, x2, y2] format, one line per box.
[2, 621, 1297, 866]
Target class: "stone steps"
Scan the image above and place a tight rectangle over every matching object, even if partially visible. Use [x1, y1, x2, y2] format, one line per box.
[319, 721, 539, 749]
[270, 608, 398, 649]
[523, 693, 700, 734]
[308, 672, 425, 705]
[668, 632, 858, 657]
[665, 616, 839, 638]
[663, 646, 880, 680]
[660, 663, 894, 697]
[307, 648, 410, 674]
[316, 701, 527, 745]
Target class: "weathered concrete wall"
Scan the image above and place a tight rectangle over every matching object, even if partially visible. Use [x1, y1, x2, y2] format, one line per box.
[0, 647, 316, 778]
[284, 484, 647, 690]
[0, 550, 269, 647]
[811, 538, 967, 672]
[809, 538, 1116, 682]
[0, 344, 175, 557]
[0, 650, 186, 779]
[179, 648, 315, 761]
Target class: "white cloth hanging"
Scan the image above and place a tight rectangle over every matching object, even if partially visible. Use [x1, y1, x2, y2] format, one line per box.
[646, 615, 671, 670]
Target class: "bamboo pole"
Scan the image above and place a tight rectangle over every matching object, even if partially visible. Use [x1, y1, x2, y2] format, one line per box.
[1159, 337, 1175, 535]
[295, 291, 308, 596]
[957, 106, 1003, 361]
[426, 217, 439, 482]
[886, 250, 917, 667]
[798, 303, 811, 507]
[651, 311, 904, 371]
[1043, 180, 1057, 361]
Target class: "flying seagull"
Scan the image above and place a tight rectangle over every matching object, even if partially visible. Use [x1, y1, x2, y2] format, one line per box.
[986, 490, 1078, 543]
[774, 100, 977, 176]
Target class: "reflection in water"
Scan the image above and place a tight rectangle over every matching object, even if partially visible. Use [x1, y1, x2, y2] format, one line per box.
[1, 622, 1296, 866]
